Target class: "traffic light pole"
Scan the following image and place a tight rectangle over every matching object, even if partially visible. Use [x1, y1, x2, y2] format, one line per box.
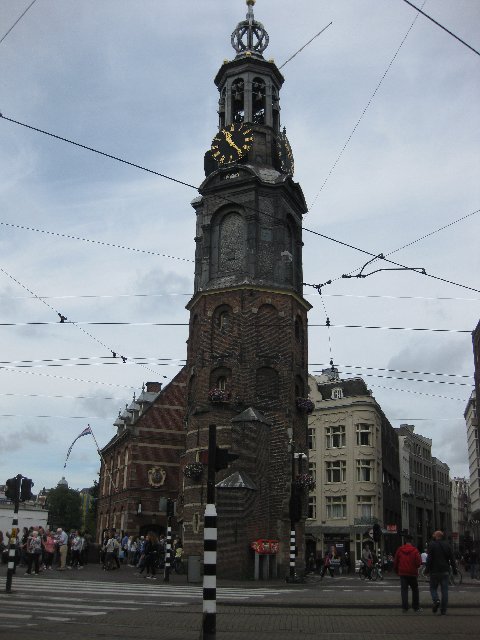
[5, 475, 21, 594]
[289, 439, 296, 583]
[202, 424, 217, 639]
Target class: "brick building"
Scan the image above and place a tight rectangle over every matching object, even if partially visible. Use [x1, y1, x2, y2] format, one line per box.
[180, 2, 310, 578]
[96, 374, 187, 539]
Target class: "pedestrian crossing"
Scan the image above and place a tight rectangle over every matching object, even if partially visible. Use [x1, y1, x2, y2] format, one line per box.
[0, 577, 302, 629]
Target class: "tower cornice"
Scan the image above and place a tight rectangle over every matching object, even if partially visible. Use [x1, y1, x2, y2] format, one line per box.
[186, 283, 312, 313]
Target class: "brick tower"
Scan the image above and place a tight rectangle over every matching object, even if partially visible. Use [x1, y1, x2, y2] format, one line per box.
[181, 0, 311, 578]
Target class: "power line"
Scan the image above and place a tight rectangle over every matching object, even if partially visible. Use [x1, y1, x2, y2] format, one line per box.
[0, 413, 112, 421]
[0, 392, 126, 401]
[385, 208, 480, 257]
[2, 367, 138, 388]
[401, 0, 480, 57]
[0, 320, 472, 333]
[0, 0, 37, 45]
[2, 115, 477, 295]
[309, 323, 471, 334]
[337, 370, 473, 388]
[279, 22, 332, 69]
[310, 362, 473, 380]
[0, 355, 185, 366]
[0, 265, 161, 377]
[2, 291, 478, 304]
[309, 3, 424, 209]
[0, 221, 194, 263]
[364, 383, 466, 402]
[0, 115, 198, 190]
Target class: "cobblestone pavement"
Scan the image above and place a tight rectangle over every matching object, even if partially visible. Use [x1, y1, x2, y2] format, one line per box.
[0, 564, 478, 639]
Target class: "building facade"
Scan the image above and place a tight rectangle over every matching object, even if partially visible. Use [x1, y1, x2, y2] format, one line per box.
[306, 372, 401, 563]
[97, 375, 187, 540]
[181, 2, 310, 578]
[451, 477, 470, 552]
[465, 391, 479, 519]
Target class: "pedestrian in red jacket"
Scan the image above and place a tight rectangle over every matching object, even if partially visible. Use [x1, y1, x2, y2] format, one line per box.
[393, 535, 422, 613]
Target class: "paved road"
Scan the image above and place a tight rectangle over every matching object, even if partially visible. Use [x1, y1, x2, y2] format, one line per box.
[0, 565, 478, 639]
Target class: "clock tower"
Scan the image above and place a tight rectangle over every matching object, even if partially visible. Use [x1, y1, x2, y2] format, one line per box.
[182, 0, 311, 578]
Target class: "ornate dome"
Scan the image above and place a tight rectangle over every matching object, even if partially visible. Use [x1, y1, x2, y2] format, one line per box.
[231, 0, 269, 58]
[57, 476, 68, 487]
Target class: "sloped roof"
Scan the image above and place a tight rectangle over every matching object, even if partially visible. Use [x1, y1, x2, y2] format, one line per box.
[216, 471, 257, 490]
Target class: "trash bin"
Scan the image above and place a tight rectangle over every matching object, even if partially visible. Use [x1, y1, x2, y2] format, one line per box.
[188, 555, 201, 583]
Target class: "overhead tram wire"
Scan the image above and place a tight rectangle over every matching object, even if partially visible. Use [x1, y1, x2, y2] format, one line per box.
[324, 370, 473, 389]
[310, 362, 473, 380]
[401, 0, 480, 57]
[1, 116, 478, 294]
[2, 367, 138, 389]
[0, 356, 468, 382]
[360, 383, 466, 403]
[0, 265, 163, 378]
[0, 0, 38, 45]
[0, 221, 193, 264]
[2, 291, 478, 304]
[0, 319, 472, 333]
[308, 3, 425, 211]
[279, 22, 332, 69]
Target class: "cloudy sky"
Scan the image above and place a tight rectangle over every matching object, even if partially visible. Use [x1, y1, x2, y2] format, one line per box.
[0, 0, 478, 493]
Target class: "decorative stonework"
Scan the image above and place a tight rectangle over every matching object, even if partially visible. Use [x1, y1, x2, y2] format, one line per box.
[147, 467, 166, 487]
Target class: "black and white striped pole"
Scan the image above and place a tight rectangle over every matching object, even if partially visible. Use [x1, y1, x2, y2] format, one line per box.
[5, 475, 21, 594]
[202, 425, 218, 639]
[163, 499, 174, 582]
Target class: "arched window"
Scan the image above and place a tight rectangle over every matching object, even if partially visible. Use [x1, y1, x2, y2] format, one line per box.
[232, 78, 244, 123]
[252, 77, 266, 125]
[210, 367, 232, 390]
[256, 367, 279, 399]
[219, 213, 245, 273]
[272, 87, 280, 131]
[295, 317, 304, 344]
[213, 304, 232, 332]
[219, 86, 226, 128]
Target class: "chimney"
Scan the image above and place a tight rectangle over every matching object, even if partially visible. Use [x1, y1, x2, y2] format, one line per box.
[146, 382, 162, 393]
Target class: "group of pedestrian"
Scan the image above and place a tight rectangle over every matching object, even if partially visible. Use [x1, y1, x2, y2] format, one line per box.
[0, 526, 90, 574]
[394, 530, 457, 615]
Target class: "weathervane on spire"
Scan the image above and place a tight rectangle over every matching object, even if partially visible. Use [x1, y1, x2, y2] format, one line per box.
[231, 0, 269, 57]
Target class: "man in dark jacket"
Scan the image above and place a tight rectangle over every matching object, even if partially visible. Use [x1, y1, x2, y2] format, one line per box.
[393, 534, 422, 612]
[425, 530, 457, 615]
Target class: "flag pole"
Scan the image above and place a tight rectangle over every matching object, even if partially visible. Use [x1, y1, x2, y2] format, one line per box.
[88, 425, 118, 492]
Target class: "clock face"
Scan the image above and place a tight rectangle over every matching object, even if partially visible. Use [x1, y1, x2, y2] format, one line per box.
[278, 133, 294, 176]
[211, 123, 254, 165]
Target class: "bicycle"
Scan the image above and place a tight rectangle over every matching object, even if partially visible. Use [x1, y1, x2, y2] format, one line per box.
[370, 562, 383, 581]
[449, 569, 462, 586]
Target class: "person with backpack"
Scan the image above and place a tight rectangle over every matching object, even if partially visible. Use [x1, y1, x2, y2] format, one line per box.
[425, 530, 457, 615]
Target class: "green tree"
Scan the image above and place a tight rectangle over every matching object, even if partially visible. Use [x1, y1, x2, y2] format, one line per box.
[46, 485, 82, 532]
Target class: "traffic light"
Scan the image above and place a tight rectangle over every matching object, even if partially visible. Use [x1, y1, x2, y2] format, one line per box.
[289, 485, 303, 523]
[214, 447, 239, 472]
[5, 477, 19, 501]
[372, 523, 382, 542]
[20, 478, 34, 502]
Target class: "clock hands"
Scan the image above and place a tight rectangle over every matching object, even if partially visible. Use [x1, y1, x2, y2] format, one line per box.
[223, 129, 242, 155]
